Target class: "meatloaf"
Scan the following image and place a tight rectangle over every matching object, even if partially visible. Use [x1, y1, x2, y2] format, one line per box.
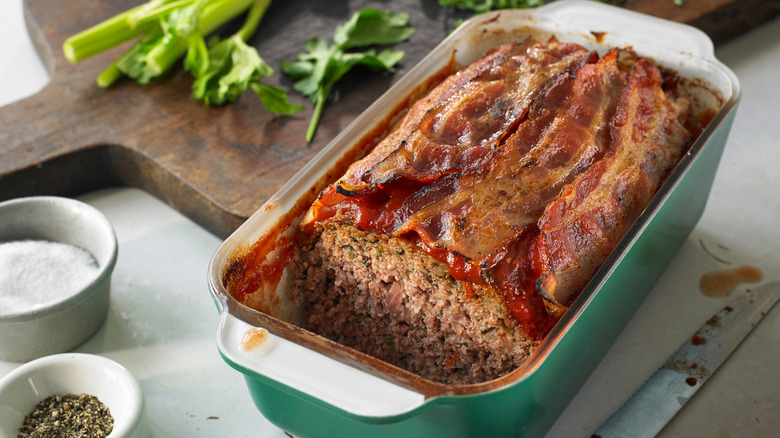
[289, 36, 692, 384]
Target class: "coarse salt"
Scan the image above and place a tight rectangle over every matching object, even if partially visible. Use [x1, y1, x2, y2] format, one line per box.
[0, 240, 100, 315]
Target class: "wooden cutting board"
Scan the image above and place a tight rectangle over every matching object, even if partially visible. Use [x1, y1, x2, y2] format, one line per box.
[2, 0, 776, 238]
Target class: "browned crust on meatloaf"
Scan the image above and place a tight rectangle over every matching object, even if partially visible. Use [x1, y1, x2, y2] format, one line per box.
[290, 222, 534, 384]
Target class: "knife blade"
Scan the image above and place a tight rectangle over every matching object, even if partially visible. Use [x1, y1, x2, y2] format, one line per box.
[592, 281, 780, 438]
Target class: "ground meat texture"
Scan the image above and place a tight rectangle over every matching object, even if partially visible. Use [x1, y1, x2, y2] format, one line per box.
[290, 223, 534, 384]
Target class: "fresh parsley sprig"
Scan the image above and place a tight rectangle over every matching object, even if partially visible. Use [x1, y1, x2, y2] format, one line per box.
[281, 9, 416, 142]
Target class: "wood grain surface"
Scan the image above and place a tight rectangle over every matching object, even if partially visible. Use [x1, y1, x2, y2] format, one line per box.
[1, 0, 776, 238]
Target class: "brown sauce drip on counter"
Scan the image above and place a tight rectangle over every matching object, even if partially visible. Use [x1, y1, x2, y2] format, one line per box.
[699, 265, 763, 298]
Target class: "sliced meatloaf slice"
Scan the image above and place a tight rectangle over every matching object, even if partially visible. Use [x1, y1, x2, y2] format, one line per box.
[290, 222, 534, 384]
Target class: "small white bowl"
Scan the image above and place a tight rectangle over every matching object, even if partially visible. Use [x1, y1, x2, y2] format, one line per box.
[0, 353, 149, 438]
[0, 196, 118, 362]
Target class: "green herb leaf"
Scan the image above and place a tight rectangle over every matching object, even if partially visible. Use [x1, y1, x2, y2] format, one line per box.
[334, 9, 416, 49]
[186, 0, 303, 114]
[282, 37, 334, 97]
[184, 31, 210, 76]
[190, 35, 248, 104]
[190, 34, 301, 112]
[358, 48, 405, 71]
[116, 28, 166, 84]
[113, 0, 208, 83]
[281, 9, 415, 141]
[251, 82, 303, 115]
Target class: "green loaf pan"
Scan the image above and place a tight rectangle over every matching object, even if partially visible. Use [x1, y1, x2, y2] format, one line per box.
[208, 1, 741, 436]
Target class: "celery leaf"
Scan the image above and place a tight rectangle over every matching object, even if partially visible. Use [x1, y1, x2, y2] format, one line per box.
[190, 35, 302, 114]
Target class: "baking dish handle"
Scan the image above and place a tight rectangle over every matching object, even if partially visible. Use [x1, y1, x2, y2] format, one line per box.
[216, 311, 426, 418]
[538, 0, 716, 59]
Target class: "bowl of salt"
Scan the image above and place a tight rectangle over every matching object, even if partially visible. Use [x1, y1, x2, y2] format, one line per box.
[0, 196, 117, 362]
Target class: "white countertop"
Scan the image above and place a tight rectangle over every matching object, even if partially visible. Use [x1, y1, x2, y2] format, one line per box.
[2, 1, 779, 436]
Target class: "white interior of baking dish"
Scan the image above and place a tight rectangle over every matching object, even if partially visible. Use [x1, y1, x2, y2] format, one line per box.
[211, 0, 740, 418]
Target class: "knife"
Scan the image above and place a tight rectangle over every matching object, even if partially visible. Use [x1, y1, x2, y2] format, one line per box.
[592, 281, 780, 438]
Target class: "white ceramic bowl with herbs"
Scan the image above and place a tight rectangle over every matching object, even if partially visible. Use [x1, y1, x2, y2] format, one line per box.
[0, 353, 149, 437]
[0, 196, 117, 362]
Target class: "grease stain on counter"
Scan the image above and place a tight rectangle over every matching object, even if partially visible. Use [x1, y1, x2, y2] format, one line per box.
[699, 265, 763, 298]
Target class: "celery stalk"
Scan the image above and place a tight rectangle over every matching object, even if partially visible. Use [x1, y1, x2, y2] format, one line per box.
[235, 0, 270, 42]
[145, 0, 255, 75]
[63, 4, 153, 63]
[96, 61, 123, 88]
[67, 0, 299, 116]
[127, 0, 194, 28]
[62, 0, 204, 63]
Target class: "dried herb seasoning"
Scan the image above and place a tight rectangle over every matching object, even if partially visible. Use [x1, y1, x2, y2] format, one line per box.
[18, 393, 114, 438]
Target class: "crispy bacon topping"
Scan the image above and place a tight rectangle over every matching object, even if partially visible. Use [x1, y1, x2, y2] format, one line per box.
[301, 38, 692, 340]
[534, 58, 691, 311]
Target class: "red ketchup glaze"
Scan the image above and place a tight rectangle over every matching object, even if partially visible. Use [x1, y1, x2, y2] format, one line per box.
[484, 232, 558, 340]
[232, 236, 296, 303]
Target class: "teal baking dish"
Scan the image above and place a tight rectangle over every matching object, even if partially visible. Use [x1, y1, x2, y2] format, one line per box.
[207, 1, 741, 436]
